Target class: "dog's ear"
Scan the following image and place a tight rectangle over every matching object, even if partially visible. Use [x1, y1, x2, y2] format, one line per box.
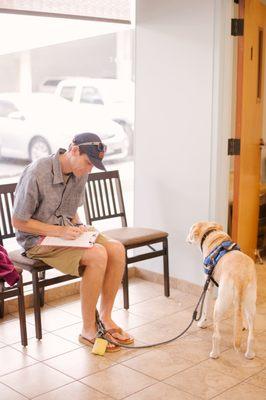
[211, 222, 223, 231]
[186, 223, 202, 244]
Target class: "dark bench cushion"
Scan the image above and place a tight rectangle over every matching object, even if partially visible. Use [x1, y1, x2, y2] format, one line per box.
[103, 227, 168, 246]
[9, 249, 49, 272]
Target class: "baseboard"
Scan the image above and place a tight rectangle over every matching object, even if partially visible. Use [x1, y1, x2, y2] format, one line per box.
[134, 267, 202, 296]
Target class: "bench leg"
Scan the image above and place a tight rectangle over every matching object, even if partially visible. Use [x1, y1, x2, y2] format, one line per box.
[0, 280, 4, 318]
[17, 274, 28, 346]
[163, 237, 170, 297]
[32, 270, 42, 340]
[122, 262, 129, 310]
[38, 270, 45, 307]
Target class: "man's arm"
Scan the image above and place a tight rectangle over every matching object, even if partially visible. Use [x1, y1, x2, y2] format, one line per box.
[12, 217, 84, 240]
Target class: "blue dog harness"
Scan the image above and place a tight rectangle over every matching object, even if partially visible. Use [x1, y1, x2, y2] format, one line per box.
[203, 240, 240, 286]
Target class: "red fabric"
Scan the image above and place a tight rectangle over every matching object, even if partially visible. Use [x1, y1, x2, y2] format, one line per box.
[0, 245, 20, 286]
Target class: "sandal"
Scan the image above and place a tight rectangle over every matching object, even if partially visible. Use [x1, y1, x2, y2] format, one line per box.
[106, 328, 134, 345]
[78, 334, 121, 353]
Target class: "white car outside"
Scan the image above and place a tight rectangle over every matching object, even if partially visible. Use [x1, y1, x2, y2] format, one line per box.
[55, 78, 134, 122]
[54, 78, 134, 151]
[0, 93, 128, 162]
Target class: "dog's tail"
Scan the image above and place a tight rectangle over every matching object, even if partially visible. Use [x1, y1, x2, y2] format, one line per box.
[233, 282, 244, 350]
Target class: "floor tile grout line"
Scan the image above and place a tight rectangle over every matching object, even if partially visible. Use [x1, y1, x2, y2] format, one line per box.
[10, 305, 81, 322]
[121, 355, 200, 382]
[9, 341, 85, 363]
[174, 351, 266, 394]
[118, 381, 162, 400]
[77, 379, 118, 400]
[162, 378, 203, 400]
[47, 329, 86, 346]
[79, 371, 159, 400]
[77, 365, 146, 398]
[124, 307, 200, 334]
[33, 367, 120, 398]
[126, 301, 197, 320]
[29, 381, 84, 400]
[112, 362, 162, 383]
[158, 353, 227, 382]
[9, 342, 80, 356]
[0, 362, 77, 398]
[234, 359, 266, 386]
[241, 379, 266, 392]
[0, 380, 31, 399]
[158, 348, 244, 386]
[0, 360, 41, 379]
[78, 377, 120, 399]
[27, 379, 76, 399]
[47, 291, 164, 311]
[41, 347, 119, 380]
[208, 376, 266, 399]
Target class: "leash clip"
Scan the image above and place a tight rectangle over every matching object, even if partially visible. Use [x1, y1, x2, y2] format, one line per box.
[95, 309, 107, 338]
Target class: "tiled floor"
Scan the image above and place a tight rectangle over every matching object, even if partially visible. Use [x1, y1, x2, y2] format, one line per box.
[0, 266, 266, 400]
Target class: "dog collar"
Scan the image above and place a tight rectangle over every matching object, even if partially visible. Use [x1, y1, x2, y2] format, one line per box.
[200, 229, 217, 251]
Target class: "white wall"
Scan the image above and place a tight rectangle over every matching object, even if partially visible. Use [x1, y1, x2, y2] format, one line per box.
[134, 0, 233, 285]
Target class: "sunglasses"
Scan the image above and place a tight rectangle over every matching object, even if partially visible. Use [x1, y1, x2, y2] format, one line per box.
[77, 141, 107, 152]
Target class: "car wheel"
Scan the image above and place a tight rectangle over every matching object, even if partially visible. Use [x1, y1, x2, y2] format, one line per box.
[114, 120, 134, 156]
[29, 137, 51, 162]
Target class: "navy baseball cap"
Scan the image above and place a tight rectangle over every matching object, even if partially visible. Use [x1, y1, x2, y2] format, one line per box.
[72, 132, 107, 171]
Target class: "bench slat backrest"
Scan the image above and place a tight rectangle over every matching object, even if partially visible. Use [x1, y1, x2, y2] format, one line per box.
[0, 183, 17, 244]
[84, 170, 127, 227]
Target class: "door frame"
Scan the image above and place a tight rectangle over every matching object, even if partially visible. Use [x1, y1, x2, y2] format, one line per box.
[209, 0, 235, 228]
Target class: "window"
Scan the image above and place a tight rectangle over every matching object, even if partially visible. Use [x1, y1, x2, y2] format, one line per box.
[43, 79, 62, 87]
[60, 86, 75, 101]
[0, 100, 18, 117]
[80, 86, 104, 105]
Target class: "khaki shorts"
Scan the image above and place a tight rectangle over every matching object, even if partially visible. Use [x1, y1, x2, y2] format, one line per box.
[26, 230, 110, 277]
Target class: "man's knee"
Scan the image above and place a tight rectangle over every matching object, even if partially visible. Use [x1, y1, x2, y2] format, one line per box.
[105, 240, 125, 260]
[81, 244, 108, 269]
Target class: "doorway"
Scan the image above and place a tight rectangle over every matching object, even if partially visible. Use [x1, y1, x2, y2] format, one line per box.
[229, 0, 266, 262]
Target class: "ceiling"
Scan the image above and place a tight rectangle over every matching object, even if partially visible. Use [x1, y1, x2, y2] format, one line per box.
[0, 0, 131, 22]
[0, 13, 132, 55]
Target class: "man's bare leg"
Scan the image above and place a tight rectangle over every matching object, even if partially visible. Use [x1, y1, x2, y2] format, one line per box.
[100, 240, 132, 341]
[80, 244, 107, 340]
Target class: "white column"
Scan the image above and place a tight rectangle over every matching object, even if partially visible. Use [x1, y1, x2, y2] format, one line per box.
[116, 29, 133, 80]
[19, 51, 32, 93]
[134, 0, 231, 285]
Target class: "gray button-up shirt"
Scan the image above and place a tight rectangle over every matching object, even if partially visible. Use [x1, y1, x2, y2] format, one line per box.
[13, 149, 87, 250]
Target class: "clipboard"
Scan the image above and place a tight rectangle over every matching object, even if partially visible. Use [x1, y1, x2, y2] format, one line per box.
[40, 231, 98, 248]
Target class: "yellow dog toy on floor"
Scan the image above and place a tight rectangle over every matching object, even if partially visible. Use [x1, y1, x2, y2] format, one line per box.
[92, 338, 108, 355]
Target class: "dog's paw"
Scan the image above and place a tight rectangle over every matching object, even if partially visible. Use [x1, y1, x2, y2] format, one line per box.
[245, 351, 255, 360]
[197, 319, 209, 329]
[210, 350, 220, 359]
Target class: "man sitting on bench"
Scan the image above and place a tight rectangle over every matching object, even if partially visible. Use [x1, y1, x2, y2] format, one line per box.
[12, 132, 134, 352]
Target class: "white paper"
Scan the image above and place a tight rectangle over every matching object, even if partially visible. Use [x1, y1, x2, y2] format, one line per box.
[40, 231, 98, 248]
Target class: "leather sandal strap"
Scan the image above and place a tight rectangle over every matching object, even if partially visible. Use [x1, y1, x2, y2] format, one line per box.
[106, 328, 123, 335]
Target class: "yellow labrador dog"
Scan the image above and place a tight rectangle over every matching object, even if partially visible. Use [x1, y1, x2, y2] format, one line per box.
[187, 221, 257, 359]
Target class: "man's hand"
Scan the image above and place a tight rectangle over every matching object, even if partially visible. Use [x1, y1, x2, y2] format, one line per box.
[60, 226, 84, 240]
[78, 224, 89, 232]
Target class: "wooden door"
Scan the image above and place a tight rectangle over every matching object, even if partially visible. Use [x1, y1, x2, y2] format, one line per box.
[232, 0, 266, 257]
